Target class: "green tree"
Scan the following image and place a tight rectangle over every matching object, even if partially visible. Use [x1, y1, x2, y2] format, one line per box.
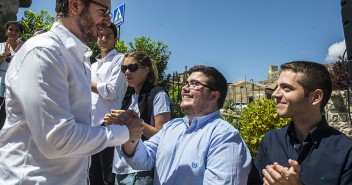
[128, 36, 171, 86]
[239, 99, 290, 157]
[20, 10, 55, 41]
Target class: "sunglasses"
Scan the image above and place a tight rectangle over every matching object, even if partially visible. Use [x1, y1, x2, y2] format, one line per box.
[121, 64, 145, 73]
[89, 0, 112, 18]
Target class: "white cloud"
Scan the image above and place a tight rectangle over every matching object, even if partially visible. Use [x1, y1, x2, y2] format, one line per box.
[325, 40, 346, 63]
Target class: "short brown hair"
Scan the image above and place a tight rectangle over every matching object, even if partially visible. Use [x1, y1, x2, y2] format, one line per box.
[55, 0, 90, 18]
[280, 61, 332, 112]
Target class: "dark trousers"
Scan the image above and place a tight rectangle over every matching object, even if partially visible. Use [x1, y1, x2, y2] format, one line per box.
[0, 97, 5, 129]
[89, 146, 115, 185]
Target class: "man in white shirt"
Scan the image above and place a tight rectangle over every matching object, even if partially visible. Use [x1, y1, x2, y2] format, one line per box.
[89, 23, 127, 185]
[0, 0, 143, 184]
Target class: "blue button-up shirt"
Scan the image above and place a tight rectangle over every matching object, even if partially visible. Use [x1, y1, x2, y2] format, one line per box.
[123, 110, 252, 185]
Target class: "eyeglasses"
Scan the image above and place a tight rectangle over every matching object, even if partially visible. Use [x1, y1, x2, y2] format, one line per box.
[182, 79, 214, 90]
[121, 64, 145, 73]
[89, 0, 112, 18]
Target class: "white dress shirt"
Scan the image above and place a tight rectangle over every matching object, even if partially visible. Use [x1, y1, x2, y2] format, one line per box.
[91, 50, 127, 127]
[0, 22, 129, 185]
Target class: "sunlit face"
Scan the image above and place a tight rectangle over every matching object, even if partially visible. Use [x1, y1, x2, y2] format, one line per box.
[97, 27, 116, 52]
[180, 72, 213, 117]
[272, 70, 311, 120]
[123, 57, 149, 92]
[6, 24, 21, 41]
[78, 0, 111, 43]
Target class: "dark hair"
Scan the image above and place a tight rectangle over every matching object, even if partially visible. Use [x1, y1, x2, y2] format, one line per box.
[280, 61, 332, 112]
[188, 65, 228, 109]
[4, 21, 23, 33]
[56, 0, 90, 18]
[124, 50, 159, 85]
[107, 24, 118, 39]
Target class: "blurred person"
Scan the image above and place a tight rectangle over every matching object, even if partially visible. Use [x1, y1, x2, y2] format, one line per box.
[89, 24, 127, 185]
[0, 0, 143, 184]
[104, 50, 171, 185]
[247, 61, 352, 185]
[32, 27, 47, 37]
[116, 65, 252, 185]
[0, 21, 23, 129]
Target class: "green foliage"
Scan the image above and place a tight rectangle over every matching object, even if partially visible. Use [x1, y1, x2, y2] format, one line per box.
[330, 56, 349, 90]
[239, 99, 290, 157]
[223, 114, 241, 130]
[128, 36, 171, 86]
[223, 98, 234, 110]
[20, 10, 55, 41]
[165, 79, 183, 118]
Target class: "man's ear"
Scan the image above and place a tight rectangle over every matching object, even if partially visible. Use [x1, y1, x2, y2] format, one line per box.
[311, 89, 323, 106]
[69, 0, 80, 15]
[210, 91, 220, 103]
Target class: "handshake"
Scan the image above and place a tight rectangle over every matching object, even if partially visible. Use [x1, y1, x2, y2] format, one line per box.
[104, 109, 144, 143]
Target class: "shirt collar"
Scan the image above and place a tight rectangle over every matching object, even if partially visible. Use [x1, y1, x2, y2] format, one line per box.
[95, 49, 118, 61]
[182, 110, 221, 130]
[287, 116, 329, 144]
[50, 22, 92, 61]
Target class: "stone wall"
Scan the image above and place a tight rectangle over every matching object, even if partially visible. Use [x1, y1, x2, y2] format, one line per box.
[325, 90, 352, 137]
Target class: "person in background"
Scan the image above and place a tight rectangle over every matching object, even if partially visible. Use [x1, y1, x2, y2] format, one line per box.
[89, 23, 127, 185]
[247, 61, 352, 185]
[0, 21, 23, 129]
[104, 50, 171, 185]
[0, 0, 143, 184]
[116, 65, 252, 185]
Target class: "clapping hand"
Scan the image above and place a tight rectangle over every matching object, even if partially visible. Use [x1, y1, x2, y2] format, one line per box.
[262, 159, 303, 185]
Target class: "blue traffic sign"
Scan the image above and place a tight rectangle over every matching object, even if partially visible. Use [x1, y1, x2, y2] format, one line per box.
[112, 3, 125, 27]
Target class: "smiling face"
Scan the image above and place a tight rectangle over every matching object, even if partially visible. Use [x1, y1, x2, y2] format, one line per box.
[272, 70, 312, 120]
[180, 71, 215, 117]
[78, 0, 111, 43]
[123, 57, 149, 93]
[6, 24, 21, 41]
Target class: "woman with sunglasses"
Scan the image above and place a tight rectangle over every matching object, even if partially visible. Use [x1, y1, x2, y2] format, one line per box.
[105, 50, 171, 185]
[0, 21, 23, 128]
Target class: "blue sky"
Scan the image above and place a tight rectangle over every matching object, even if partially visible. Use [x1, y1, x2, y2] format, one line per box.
[17, 0, 346, 83]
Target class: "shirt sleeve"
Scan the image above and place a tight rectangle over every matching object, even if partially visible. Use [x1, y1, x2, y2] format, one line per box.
[8, 47, 129, 159]
[122, 127, 163, 170]
[152, 90, 171, 116]
[203, 127, 252, 185]
[97, 54, 127, 100]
